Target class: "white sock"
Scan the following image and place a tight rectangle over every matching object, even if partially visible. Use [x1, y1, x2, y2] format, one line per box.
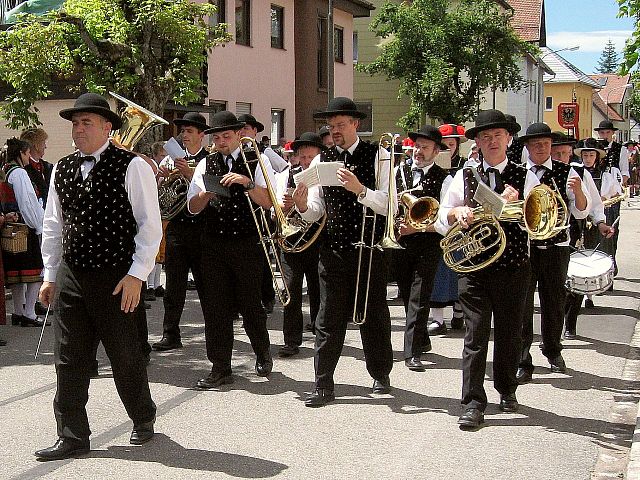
[432, 307, 444, 324]
[24, 282, 41, 319]
[11, 284, 26, 316]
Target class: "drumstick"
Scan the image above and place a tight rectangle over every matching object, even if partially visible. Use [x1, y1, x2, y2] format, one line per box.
[590, 216, 620, 256]
[34, 305, 51, 359]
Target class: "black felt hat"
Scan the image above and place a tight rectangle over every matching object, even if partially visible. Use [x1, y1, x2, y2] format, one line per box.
[519, 122, 554, 142]
[318, 125, 331, 138]
[465, 110, 521, 139]
[313, 97, 367, 120]
[173, 112, 210, 132]
[204, 111, 245, 134]
[574, 138, 607, 158]
[594, 120, 619, 132]
[292, 132, 325, 152]
[551, 132, 577, 146]
[59, 93, 122, 129]
[237, 114, 264, 133]
[408, 125, 448, 150]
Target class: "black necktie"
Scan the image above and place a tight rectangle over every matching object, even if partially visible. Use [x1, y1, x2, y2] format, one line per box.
[485, 167, 504, 193]
[532, 164, 547, 180]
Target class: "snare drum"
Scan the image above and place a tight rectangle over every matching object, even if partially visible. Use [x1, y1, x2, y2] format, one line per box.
[565, 249, 614, 295]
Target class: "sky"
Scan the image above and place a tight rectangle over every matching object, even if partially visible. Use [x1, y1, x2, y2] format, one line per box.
[544, 0, 635, 74]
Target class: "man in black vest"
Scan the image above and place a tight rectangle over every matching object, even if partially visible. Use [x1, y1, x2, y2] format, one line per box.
[294, 97, 394, 407]
[516, 123, 589, 383]
[188, 111, 275, 389]
[36, 93, 161, 460]
[439, 109, 539, 429]
[394, 125, 452, 371]
[152, 112, 209, 351]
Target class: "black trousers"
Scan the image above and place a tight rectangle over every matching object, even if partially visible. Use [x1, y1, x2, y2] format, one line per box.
[280, 243, 320, 347]
[314, 245, 393, 391]
[162, 220, 204, 338]
[396, 235, 442, 359]
[53, 262, 156, 443]
[200, 236, 271, 374]
[519, 246, 570, 371]
[459, 262, 530, 411]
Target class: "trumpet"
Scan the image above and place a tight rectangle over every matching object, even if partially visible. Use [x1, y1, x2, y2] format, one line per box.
[397, 190, 439, 232]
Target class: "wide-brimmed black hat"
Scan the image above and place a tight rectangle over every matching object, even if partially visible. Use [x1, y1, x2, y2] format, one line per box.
[318, 125, 331, 138]
[552, 132, 577, 146]
[465, 110, 521, 139]
[408, 125, 448, 150]
[204, 111, 245, 134]
[59, 93, 122, 129]
[292, 132, 325, 152]
[237, 114, 264, 133]
[574, 138, 607, 158]
[594, 120, 619, 132]
[624, 139, 637, 146]
[519, 122, 553, 142]
[313, 97, 367, 120]
[174, 112, 210, 132]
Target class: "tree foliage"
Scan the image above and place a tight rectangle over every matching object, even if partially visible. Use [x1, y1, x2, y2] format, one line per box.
[357, 0, 538, 130]
[618, 0, 640, 73]
[0, 0, 231, 130]
[597, 39, 620, 74]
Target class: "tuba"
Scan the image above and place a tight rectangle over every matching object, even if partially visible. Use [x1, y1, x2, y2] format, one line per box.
[109, 92, 169, 150]
[441, 184, 568, 273]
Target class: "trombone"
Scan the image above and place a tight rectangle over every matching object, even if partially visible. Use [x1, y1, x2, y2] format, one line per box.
[238, 136, 295, 307]
[352, 132, 401, 325]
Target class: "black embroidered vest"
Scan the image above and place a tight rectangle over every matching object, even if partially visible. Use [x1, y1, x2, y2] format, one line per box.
[507, 139, 525, 164]
[55, 143, 137, 270]
[202, 150, 260, 238]
[605, 141, 622, 170]
[463, 161, 529, 271]
[321, 141, 385, 252]
[531, 160, 571, 247]
[171, 147, 208, 224]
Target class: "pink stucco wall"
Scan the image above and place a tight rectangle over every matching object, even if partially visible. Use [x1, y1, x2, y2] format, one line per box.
[333, 8, 354, 99]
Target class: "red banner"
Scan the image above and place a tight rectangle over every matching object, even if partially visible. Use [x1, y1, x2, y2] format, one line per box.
[557, 103, 580, 129]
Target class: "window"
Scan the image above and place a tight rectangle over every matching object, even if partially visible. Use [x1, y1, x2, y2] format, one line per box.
[354, 101, 372, 134]
[317, 16, 327, 89]
[209, 0, 226, 25]
[545, 96, 553, 111]
[271, 5, 284, 49]
[353, 31, 359, 64]
[235, 0, 250, 46]
[236, 102, 252, 115]
[334, 26, 344, 63]
[271, 109, 285, 145]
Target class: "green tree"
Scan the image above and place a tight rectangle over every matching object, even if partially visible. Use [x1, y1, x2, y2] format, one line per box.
[0, 0, 231, 136]
[597, 39, 620, 73]
[357, 0, 538, 129]
[618, 0, 640, 73]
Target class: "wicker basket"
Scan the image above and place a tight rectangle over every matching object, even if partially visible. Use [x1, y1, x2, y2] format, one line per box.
[1, 223, 29, 254]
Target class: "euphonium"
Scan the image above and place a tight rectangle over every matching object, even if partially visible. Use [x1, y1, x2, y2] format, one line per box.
[109, 92, 169, 149]
[399, 192, 439, 231]
[159, 159, 197, 221]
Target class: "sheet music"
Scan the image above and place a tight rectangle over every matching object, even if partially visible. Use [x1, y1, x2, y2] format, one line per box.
[473, 181, 506, 217]
[164, 137, 186, 160]
[293, 162, 344, 188]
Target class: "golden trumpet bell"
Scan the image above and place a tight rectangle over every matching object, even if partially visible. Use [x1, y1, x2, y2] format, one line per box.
[399, 192, 439, 231]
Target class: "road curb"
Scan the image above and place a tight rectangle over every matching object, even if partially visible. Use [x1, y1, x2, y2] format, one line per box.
[626, 306, 640, 479]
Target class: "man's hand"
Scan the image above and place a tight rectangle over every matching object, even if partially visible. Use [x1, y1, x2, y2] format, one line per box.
[174, 158, 194, 180]
[449, 206, 474, 228]
[157, 164, 172, 178]
[598, 222, 615, 239]
[282, 194, 295, 212]
[113, 275, 142, 313]
[501, 185, 519, 202]
[221, 172, 251, 188]
[39, 281, 56, 307]
[398, 221, 417, 236]
[292, 183, 309, 212]
[336, 168, 363, 195]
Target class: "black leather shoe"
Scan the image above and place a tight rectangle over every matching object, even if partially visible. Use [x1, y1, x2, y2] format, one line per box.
[11, 313, 20, 325]
[372, 375, 391, 394]
[458, 408, 484, 430]
[35, 301, 48, 316]
[278, 344, 299, 357]
[549, 354, 567, 373]
[255, 355, 273, 377]
[428, 321, 447, 335]
[35, 438, 90, 460]
[196, 370, 233, 389]
[584, 298, 595, 309]
[144, 288, 156, 301]
[516, 367, 533, 384]
[130, 418, 155, 445]
[21, 315, 43, 327]
[451, 316, 464, 330]
[499, 393, 519, 413]
[405, 356, 426, 372]
[563, 330, 577, 340]
[305, 389, 335, 407]
[154, 286, 165, 297]
[152, 336, 182, 351]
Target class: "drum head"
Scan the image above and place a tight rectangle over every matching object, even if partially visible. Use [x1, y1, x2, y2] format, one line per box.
[567, 249, 614, 277]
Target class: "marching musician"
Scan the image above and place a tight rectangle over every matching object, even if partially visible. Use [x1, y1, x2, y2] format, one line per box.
[319, 125, 334, 148]
[188, 111, 275, 389]
[295, 97, 394, 407]
[36, 93, 161, 460]
[152, 112, 209, 352]
[394, 125, 451, 371]
[516, 123, 589, 384]
[438, 109, 539, 429]
[276, 132, 324, 357]
[564, 139, 617, 335]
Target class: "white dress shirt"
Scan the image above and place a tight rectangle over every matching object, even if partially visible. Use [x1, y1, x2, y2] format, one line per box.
[298, 137, 393, 223]
[611, 141, 630, 178]
[7, 167, 44, 234]
[41, 140, 162, 283]
[570, 162, 606, 224]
